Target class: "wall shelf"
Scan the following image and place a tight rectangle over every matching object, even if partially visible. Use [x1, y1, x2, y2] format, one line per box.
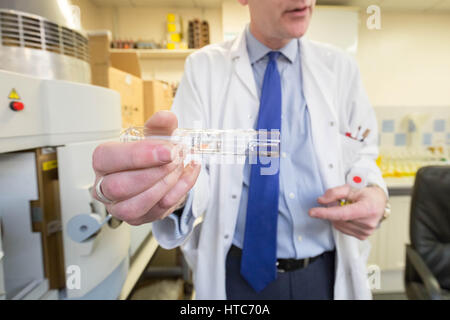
[110, 49, 197, 59]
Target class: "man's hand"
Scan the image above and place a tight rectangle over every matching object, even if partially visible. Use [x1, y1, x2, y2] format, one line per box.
[309, 184, 387, 240]
[91, 111, 201, 226]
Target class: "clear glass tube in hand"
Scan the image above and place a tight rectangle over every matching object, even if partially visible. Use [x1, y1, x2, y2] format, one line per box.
[120, 127, 280, 157]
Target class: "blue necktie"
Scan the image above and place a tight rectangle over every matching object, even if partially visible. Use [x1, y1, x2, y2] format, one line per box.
[241, 51, 281, 292]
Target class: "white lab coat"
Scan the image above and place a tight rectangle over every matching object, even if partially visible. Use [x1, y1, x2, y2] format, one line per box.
[152, 30, 387, 300]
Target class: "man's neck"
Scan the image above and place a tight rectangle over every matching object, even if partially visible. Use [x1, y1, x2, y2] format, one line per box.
[249, 23, 290, 50]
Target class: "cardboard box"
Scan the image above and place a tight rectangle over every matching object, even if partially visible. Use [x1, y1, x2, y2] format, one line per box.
[110, 51, 141, 78]
[88, 31, 145, 128]
[109, 68, 144, 128]
[92, 67, 144, 128]
[143, 80, 173, 120]
[87, 30, 111, 65]
[88, 31, 142, 78]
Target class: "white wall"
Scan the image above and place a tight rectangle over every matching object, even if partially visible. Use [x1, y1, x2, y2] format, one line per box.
[357, 11, 450, 107]
[72, 0, 113, 31]
[221, 0, 249, 41]
[306, 6, 359, 55]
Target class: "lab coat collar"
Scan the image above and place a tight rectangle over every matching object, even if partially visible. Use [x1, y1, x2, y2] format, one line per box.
[299, 37, 339, 125]
[230, 29, 259, 100]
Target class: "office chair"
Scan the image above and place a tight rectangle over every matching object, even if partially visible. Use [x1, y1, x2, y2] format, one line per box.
[405, 166, 450, 300]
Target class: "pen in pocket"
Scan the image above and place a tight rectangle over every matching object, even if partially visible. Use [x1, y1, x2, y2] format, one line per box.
[360, 129, 370, 142]
[344, 128, 371, 142]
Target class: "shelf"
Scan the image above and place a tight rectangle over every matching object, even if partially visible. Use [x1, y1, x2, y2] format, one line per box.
[110, 49, 197, 59]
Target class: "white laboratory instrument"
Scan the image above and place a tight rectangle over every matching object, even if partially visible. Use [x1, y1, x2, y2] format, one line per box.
[0, 70, 119, 153]
[0, 69, 131, 299]
[0, 7, 90, 83]
[0, 3, 155, 300]
[0, 152, 45, 299]
[57, 139, 130, 299]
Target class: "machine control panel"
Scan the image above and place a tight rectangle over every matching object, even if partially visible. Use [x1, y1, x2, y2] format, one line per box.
[0, 70, 122, 153]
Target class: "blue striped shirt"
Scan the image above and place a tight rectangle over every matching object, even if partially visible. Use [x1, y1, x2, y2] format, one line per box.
[232, 27, 335, 259]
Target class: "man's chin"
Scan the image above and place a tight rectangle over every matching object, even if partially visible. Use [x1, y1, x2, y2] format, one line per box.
[284, 26, 309, 39]
[280, 18, 310, 38]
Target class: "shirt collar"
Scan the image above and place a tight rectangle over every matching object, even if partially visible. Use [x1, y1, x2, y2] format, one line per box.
[245, 25, 298, 65]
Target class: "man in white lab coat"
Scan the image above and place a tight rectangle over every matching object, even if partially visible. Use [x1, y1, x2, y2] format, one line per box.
[92, 0, 389, 299]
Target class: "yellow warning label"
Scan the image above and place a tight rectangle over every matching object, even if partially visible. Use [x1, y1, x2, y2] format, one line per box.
[42, 160, 58, 171]
[8, 88, 20, 100]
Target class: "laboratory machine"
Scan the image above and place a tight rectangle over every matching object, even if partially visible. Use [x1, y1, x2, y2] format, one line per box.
[0, 2, 153, 300]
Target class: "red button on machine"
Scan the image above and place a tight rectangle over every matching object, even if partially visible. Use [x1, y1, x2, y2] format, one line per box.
[9, 101, 24, 111]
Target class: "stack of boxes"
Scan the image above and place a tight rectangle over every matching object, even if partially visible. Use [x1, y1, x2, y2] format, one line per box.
[188, 19, 210, 49]
[200, 20, 210, 48]
[188, 19, 200, 49]
[88, 31, 144, 128]
[88, 31, 174, 128]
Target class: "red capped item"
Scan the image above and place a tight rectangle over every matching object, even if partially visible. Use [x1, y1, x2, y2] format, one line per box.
[353, 176, 362, 184]
[347, 168, 369, 190]
[10, 101, 24, 111]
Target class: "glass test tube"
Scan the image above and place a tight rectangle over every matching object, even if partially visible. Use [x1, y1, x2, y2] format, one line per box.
[120, 127, 281, 158]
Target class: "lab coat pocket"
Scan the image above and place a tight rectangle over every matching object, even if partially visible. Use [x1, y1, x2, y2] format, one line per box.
[339, 134, 364, 175]
[181, 221, 203, 271]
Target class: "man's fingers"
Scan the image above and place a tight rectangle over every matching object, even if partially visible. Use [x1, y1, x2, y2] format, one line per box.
[332, 221, 369, 240]
[93, 140, 178, 175]
[347, 219, 378, 231]
[317, 184, 351, 205]
[96, 159, 181, 203]
[158, 161, 201, 210]
[106, 162, 184, 222]
[309, 201, 368, 221]
[144, 110, 178, 136]
[129, 161, 202, 225]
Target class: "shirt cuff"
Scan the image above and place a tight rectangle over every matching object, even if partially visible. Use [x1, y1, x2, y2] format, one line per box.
[164, 191, 195, 239]
[366, 170, 389, 199]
